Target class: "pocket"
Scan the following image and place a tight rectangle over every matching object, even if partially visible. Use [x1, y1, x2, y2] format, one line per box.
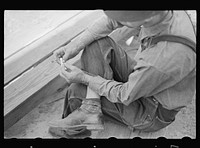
[122, 97, 159, 129]
[141, 115, 174, 132]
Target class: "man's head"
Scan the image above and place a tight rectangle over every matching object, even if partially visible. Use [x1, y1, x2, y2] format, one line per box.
[104, 11, 168, 28]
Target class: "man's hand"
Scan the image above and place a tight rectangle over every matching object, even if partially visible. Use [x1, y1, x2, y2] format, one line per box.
[54, 44, 79, 64]
[59, 62, 86, 84]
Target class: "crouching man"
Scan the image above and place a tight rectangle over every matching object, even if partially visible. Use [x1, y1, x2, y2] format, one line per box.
[48, 11, 196, 138]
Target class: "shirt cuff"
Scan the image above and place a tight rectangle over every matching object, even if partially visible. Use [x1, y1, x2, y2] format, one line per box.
[84, 74, 107, 93]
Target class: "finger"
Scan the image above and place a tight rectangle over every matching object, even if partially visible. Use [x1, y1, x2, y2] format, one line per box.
[60, 72, 70, 83]
[62, 53, 70, 63]
[55, 54, 61, 65]
[59, 66, 65, 76]
[60, 58, 64, 66]
[54, 48, 65, 64]
[63, 62, 75, 69]
[60, 66, 69, 79]
[59, 67, 71, 84]
[60, 62, 72, 73]
[60, 63, 67, 72]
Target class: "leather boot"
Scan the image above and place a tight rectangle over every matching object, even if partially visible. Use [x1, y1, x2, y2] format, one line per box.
[48, 98, 104, 137]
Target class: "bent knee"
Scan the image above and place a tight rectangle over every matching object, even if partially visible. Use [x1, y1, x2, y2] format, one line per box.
[82, 36, 114, 59]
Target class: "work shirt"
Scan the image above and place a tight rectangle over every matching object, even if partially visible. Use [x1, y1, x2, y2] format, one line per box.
[78, 11, 196, 110]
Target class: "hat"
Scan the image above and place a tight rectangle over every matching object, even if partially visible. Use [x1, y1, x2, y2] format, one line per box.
[104, 11, 165, 22]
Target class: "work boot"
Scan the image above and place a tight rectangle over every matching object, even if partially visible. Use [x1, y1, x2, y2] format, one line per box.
[48, 98, 104, 137]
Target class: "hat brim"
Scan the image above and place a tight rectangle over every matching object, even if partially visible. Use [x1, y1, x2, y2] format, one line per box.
[104, 11, 164, 22]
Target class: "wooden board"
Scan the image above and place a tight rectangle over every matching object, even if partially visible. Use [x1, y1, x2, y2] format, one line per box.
[4, 75, 67, 131]
[4, 10, 104, 130]
[4, 10, 82, 59]
[4, 51, 82, 131]
[4, 10, 105, 85]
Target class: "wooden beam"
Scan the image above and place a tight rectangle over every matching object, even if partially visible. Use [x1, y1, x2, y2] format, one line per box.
[4, 51, 82, 131]
[4, 75, 66, 131]
[4, 10, 82, 60]
[4, 10, 104, 130]
[4, 10, 105, 85]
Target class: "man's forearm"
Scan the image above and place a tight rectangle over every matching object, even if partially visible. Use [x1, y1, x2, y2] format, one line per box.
[69, 15, 122, 55]
[81, 71, 101, 85]
[81, 72, 108, 93]
[68, 29, 96, 55]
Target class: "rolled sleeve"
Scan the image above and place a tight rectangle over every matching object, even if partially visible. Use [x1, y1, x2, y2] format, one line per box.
[86, 15, 123, 40]
[75, 15, 123, 52]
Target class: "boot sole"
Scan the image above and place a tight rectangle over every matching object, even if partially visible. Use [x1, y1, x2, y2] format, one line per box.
[49, 123, 104, 131]
[49, 126, 92, 138]
[84, 123, 104, 130]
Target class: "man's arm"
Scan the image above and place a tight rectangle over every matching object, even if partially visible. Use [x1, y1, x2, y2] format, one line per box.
[82, 55, 195, 106]
[59, 14, 123, 62]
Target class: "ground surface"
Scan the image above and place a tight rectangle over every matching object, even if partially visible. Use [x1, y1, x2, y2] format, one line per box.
[4, 10, 196, 139]
[4, 85, 196, 139]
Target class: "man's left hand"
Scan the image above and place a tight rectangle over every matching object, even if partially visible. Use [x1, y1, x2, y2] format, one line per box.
[59, 62, 86, 84]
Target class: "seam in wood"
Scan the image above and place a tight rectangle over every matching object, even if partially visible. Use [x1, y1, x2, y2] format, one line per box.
[4, 30, 85, 88]
[4, 11, 83, 61]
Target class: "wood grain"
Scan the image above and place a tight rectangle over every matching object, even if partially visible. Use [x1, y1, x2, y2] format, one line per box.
[4, 10, 104, 130]
[4, 51, 82, 130]
[4, 10, 104, 85]
[4, 75, 67, 131]
[4, 10, 82, 59]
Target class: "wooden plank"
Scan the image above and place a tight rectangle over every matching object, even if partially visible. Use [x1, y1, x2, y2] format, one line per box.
[4, 10, 105, 85]
[4, 55, 59, 116]
[4, 75, 67, 131]
[4, 10, 104, 130]
[4, 51, 82, 130]
[4, 10, 82, 59]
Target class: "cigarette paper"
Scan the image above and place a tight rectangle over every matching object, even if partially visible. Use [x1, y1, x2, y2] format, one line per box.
[60, 58, 63, 66]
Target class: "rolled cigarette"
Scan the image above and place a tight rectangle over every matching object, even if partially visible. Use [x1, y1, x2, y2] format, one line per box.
[60, 58, 63, 66]
[60, 58, 72, 72]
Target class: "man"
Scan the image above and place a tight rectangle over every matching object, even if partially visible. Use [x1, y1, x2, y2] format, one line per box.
[48, 11, 196, 138]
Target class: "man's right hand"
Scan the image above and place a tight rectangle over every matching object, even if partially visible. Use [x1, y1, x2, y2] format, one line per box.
[54, 44, 79, 64]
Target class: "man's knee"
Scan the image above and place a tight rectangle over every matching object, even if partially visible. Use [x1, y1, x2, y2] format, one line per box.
[81, 37, 114, 79]
[82, 36, 114, 58]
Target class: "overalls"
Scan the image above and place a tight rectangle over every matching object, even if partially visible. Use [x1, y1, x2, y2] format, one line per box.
[61, 36, 179, 132]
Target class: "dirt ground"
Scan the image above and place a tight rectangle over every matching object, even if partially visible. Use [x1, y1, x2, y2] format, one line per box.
[4, 10, 196, 139]
[4, 85, 196, 139]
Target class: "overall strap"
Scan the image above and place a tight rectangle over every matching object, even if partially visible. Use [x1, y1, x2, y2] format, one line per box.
[151, 34, 196, 53]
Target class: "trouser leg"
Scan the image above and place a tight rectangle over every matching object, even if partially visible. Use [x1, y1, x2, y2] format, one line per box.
[62, 36, 172, 132]
[62, 83, 87, 119]
[62, 36, 135, 123]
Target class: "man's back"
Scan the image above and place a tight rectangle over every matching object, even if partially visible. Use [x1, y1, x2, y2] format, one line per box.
[133, 11, 196, 110]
